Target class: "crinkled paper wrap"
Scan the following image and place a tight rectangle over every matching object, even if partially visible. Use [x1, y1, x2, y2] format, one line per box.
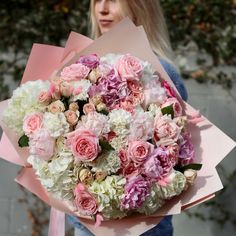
[0, 18, 235, 236]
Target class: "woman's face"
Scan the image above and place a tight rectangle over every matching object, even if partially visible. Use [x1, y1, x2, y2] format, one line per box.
[94, 0, 124, 34]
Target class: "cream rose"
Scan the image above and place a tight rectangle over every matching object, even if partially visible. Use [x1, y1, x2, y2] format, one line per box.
[48, 100, 65, 114]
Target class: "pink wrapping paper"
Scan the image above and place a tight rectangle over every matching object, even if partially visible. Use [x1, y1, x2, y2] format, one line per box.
[0, 18, 235, 235]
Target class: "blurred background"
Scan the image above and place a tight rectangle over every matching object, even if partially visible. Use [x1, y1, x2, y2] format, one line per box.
[0, 0, 235, 235]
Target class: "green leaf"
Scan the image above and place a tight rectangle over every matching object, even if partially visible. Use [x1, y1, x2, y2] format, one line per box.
[97, 109, 109, 116]
[161, 104, 174, 119]
[18, 134, 29, 147]
[175, 163, 203, 172]
[99, 140, 114, 151]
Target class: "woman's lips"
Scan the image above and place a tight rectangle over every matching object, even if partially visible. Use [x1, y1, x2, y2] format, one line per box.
[99, 20, 113, 26]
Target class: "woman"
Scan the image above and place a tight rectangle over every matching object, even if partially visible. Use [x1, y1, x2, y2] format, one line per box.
[68, 0, 188, 235]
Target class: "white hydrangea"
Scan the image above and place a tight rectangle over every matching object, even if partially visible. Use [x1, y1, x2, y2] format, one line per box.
[110, 135, 128, 150]
[156, 170, 187, 199]
[108, 109, 132, 136]
[70, 79, 91, 101]
[43, 112, 70, 138]
[89, 175, 126, 219]
[148, 104, 162, 118]
[138, 184, 165, 215]
[27, 151, 79, 200]
[3, 80, 50, 135]
[91, 151, 121, 174]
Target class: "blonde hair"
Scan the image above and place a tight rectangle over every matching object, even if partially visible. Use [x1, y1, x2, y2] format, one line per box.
[90, 0, 173, 62]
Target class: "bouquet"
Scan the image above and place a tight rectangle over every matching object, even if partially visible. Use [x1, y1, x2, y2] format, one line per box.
[2, 52, 200, 221]
[0, 18, 235, 235]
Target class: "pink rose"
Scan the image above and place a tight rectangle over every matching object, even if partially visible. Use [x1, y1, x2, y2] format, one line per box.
[66, 129, 100, 162]
[153, 115, 181, 145]
[161, 97, 183, 117]
[116, 54, 143, 80]
[23, 112, 43, 137]
[74, 183, 97, 216]
[64, 110, 78, 126]
[49, 83, 61, 100]
[119, 149, 130, 168]
[127, 80, 143, 94]
[119, 98, 135, 114]
[60, 63, 90, 81]
[122, 162, 141, 179]
[127, 141, 153, 166]
[60, 81, 73, 97]
[165, 143, 179, 166]
[38, 91, 51, 105]
[76, 54, 100, 69]
[29, 128, 55, 161]
[83, 103, 96, 115]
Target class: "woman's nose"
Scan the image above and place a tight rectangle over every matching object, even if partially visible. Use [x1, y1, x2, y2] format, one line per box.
[98, 0, 109, 14]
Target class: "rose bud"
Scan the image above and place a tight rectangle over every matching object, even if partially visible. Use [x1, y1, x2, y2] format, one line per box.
[96, 102, 107, 112]
[83, 103, 96, 115]
[90, 95, 102, 106]
[184, 169, 197, 190]
[79, 169, 94, 185]
[64, 110, 79, 126]
[69, 102, 79, 112]
[88, 69, 101, 84]
[95, 170, 107, 182]
[38, 91, 52, 106]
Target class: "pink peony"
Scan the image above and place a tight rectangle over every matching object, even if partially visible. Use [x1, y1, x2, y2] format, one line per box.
[143, 147, 173, 180]
[129, 111, 154, 141]
[66, 129, 100, 162]
[60, 63, 90, 81]
[76, 54, 100, 69]
[116, 54, 143, 80]
[121, 176, 150, 210]
[23, 112, 43, 137]
[29, 128, 55, 161]
[74, 183, 97, 216]
[178, 132, 195, 166]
